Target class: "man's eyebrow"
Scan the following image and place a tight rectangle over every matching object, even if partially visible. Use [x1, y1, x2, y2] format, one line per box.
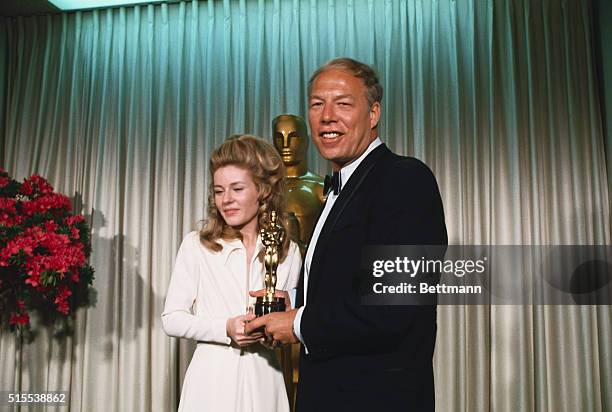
[334, 94, 355, 100]
[309, 93, 355, 100]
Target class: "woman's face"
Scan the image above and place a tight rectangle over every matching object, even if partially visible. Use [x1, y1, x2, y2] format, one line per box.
[213, 165, 260, 235]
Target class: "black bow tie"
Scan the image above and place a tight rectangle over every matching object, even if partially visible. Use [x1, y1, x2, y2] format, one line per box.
[324, 171, 342, 196]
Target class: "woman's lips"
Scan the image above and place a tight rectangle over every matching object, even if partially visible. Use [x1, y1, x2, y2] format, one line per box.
[224, 209, 239, 216]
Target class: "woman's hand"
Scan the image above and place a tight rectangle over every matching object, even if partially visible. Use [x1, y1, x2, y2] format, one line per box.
[226, 313, 263, 347]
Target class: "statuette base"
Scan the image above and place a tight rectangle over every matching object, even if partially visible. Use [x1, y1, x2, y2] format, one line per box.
[254, 297, 286, 316]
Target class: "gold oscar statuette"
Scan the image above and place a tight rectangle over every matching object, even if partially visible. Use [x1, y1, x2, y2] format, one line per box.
[272, 114, 325, 409]
[272, 114, 325, 254]
[254, 211, 286, 316]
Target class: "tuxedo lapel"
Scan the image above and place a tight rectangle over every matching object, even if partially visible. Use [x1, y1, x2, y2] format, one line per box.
[306, 144, 390, 302]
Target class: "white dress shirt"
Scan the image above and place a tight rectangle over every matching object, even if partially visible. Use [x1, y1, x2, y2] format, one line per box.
[293, 137, 383, 351]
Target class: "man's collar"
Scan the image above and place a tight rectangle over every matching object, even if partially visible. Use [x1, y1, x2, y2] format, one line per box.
[338, 137, 383, 190]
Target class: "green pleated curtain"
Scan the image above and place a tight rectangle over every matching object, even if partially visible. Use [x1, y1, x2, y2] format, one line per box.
[0, 0, 610, 411]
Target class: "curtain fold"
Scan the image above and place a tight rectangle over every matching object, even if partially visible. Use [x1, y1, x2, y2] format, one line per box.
[0, 1, 609, 411]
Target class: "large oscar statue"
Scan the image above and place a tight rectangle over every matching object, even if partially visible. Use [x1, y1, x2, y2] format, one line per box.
[272, 114, 325, 411]
[272, 114, 325, 254]
[254, 211, 286, 316]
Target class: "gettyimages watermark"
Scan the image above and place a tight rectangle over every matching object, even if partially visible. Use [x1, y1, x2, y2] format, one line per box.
[360, 246, 612, 305]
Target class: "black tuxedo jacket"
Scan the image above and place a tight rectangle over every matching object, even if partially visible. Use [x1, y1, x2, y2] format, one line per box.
[295, 144, 448, 412]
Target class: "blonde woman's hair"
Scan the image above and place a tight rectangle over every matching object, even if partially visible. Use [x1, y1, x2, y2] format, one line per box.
[199, 134, 290, 261]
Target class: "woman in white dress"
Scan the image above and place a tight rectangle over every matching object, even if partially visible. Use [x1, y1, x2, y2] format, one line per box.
[162, 135, 301, 412]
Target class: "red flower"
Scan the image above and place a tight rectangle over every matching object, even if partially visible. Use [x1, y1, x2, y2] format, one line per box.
[0, 171, 93, 336]
[0, 234, 37, 265]
[0, 215, 23, 227]
[0, 198, 23, 227]
[0, 198, 17, 209]
[9, 311, 30, 326]
[22, 193, 72, 216]
[56, 301, 69, 315]
[25, 274, 40, 287]
[44, 220, 58, 232]
[54, 285, 72, 315]
[56, 285, 71, 300]
[65, 215, 85, 225]
[25, 260, 42, 287]
[20, 175, 54, 197]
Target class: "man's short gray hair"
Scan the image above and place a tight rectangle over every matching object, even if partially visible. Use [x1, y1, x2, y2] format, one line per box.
[307, 57, 383, 108]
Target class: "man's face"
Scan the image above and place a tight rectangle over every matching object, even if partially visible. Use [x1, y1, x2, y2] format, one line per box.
[273, 117, 308, 166]
[308, 69, 380, 170]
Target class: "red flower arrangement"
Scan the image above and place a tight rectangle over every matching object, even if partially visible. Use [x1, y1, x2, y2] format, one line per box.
[0, 169, 94, 338]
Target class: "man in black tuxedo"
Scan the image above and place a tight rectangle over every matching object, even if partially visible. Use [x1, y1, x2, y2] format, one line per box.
[246, 58, 447, 411]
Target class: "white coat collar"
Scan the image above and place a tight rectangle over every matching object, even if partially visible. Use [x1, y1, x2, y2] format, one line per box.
[217, 235, 263, 265]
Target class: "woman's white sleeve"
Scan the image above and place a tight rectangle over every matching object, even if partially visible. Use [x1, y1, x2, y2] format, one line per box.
[161, 235, 230, 345]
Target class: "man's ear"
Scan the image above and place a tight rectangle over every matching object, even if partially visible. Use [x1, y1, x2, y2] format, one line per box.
[369, 102, 381, 129]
